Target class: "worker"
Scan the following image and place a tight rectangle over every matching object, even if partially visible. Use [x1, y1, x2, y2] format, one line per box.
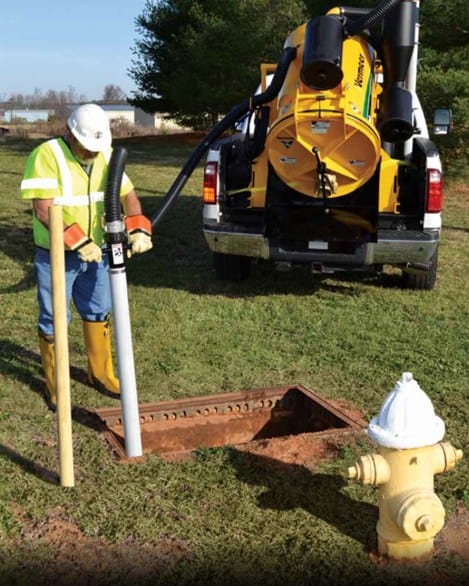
[21, 103, 153, 411]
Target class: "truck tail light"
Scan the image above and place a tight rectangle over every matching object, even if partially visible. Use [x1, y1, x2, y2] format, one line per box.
[203, 162, 218, 204]
[426, 169, 443, 213]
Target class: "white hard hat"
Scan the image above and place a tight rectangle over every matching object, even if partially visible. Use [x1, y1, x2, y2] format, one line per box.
[67, 104, 112, 152]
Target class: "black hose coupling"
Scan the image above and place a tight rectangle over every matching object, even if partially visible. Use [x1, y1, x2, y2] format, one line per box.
[104, 147, 129, 268]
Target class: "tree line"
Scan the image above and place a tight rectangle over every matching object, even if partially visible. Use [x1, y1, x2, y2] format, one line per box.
[128, 0, 467, 174]
[2, 85, 127, 116]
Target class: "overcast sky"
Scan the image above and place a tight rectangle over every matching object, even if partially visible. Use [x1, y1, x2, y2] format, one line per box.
[1, 0, 149, 101]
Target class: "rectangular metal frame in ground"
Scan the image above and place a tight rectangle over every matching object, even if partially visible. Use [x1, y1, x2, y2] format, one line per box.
[94, 385, 364, 460]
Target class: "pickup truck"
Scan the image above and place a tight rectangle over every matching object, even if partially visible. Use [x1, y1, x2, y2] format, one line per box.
[201, 1, 451, 289]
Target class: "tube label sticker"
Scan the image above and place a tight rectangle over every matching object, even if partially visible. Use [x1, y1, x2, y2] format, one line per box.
[110, 242, 125, 267]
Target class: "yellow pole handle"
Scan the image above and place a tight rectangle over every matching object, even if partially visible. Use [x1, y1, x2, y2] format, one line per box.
[49, 205, 75, 487]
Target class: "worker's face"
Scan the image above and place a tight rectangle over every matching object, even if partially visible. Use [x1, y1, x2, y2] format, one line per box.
[69, 135, 99, 165]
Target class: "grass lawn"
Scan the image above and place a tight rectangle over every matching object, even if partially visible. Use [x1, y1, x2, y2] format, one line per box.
[0, 134, 467, 584]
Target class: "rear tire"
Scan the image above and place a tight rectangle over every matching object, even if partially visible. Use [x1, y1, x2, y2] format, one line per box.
[402, 247, 438, 290]
[214, 252, 252, 281]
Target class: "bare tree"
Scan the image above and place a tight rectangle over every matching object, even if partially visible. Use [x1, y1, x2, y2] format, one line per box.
[4, 86, 87, 118]
[102, 84, 127, 103]
[6, 93, 26, 107]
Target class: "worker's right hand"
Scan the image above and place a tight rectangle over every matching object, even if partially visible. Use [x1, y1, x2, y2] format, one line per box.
[63, 223, 102, 263]
[77, 241, 102, 263]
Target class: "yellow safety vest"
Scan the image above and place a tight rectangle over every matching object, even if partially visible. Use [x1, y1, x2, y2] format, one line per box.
[21, 137, 134, 248]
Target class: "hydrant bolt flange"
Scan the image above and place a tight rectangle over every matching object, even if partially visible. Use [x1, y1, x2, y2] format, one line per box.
[395, 488, 445, 541]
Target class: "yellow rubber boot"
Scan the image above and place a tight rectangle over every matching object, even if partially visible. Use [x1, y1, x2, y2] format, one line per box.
[82, 318, 120, 398]
[38, 333, 56, 411]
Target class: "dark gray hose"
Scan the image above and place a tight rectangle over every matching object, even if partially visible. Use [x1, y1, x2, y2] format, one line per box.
[104, 147, 128, 266]
[150, 46, 297, 228]
[105, 147, 128, 224]
[345, 0, 403, 36]
[339, 7, 371, 18]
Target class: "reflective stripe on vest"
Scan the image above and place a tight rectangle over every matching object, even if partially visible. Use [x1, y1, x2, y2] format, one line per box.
[47, 141, 111, 207]
[49, 138, 73, 200]
[53, 192, 104, 206]
[21, 177, 59, 190]
[48, 139, 105, 206]
[23, 138, 133, 248]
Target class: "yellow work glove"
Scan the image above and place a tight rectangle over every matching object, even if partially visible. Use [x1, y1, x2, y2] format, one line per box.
[125, 214, 153, 255]
[63, 223, 102, 263]
[128, 232, 152, 254]
[76, 241, 102, 263]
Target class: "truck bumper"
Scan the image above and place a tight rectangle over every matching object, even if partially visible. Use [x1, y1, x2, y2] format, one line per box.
[203, 226, 440, 268]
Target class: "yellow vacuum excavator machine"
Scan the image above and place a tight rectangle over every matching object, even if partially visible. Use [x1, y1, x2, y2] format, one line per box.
[200, 0, 451, 289]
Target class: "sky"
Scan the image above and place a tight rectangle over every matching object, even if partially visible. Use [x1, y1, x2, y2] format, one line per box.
[1, 1, 149, 102]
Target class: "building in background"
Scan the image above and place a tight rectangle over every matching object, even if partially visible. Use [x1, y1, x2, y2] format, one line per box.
[100, 103, 186, 132]
[100, 104, 135, 125]
[134, 108, 186, 132]
[0, 103, 187, 133]
[0, 108, 54, 123]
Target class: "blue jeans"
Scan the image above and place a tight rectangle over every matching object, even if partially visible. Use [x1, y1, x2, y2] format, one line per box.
[34, 247, 111, 336]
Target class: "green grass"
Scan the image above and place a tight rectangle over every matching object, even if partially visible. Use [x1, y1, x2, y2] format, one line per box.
[0, 134, 467, 584]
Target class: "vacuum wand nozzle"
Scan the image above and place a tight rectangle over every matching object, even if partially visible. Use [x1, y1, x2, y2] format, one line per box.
[104, 147, 142, 458]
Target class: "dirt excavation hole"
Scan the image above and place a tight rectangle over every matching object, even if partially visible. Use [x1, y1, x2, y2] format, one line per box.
[94, 385, 366, 463]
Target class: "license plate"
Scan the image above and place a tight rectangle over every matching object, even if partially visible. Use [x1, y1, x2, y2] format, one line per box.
[308, 240, 329, 250]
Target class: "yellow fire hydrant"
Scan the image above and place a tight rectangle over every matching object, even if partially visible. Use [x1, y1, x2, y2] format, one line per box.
[348, 372, 463, 560]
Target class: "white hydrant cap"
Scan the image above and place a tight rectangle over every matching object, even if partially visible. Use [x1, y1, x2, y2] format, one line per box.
[368, 372, 445, 449]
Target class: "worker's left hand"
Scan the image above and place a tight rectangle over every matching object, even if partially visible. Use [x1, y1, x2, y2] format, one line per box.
[125, 214, 153, 255]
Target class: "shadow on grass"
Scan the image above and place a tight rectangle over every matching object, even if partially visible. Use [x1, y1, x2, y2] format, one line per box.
[226, 447, 377, 551]
[443, 223, 469, 234]
[128, 195, 401, 296]
[0, 217, 36, 294]
[3, 147, 400, 299]
[0, 339, 96, 416]
[0, 340, 89, 389]
[71, 405, 108, 434]
[0, 339, 108, 481]
[0, 339, 119, 412]
[0, 340, 48, 397]
[0, 442, 59, 484]
[3, 186, 401, 302]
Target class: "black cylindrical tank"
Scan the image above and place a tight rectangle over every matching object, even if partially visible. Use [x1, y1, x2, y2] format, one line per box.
[382, 0, 417, 87]
[301, 16, 344, 90]
[379, 86, 414, 143]
[378, 0, 418, 142]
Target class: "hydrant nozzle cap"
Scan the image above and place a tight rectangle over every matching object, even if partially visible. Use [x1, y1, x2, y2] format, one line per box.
[368, 372, 445, 449]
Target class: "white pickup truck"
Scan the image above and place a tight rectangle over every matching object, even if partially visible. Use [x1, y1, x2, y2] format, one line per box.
[201, 1, 451, 289]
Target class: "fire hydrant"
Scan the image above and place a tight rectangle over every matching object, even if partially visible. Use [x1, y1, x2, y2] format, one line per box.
[348, 372, 463, 560]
